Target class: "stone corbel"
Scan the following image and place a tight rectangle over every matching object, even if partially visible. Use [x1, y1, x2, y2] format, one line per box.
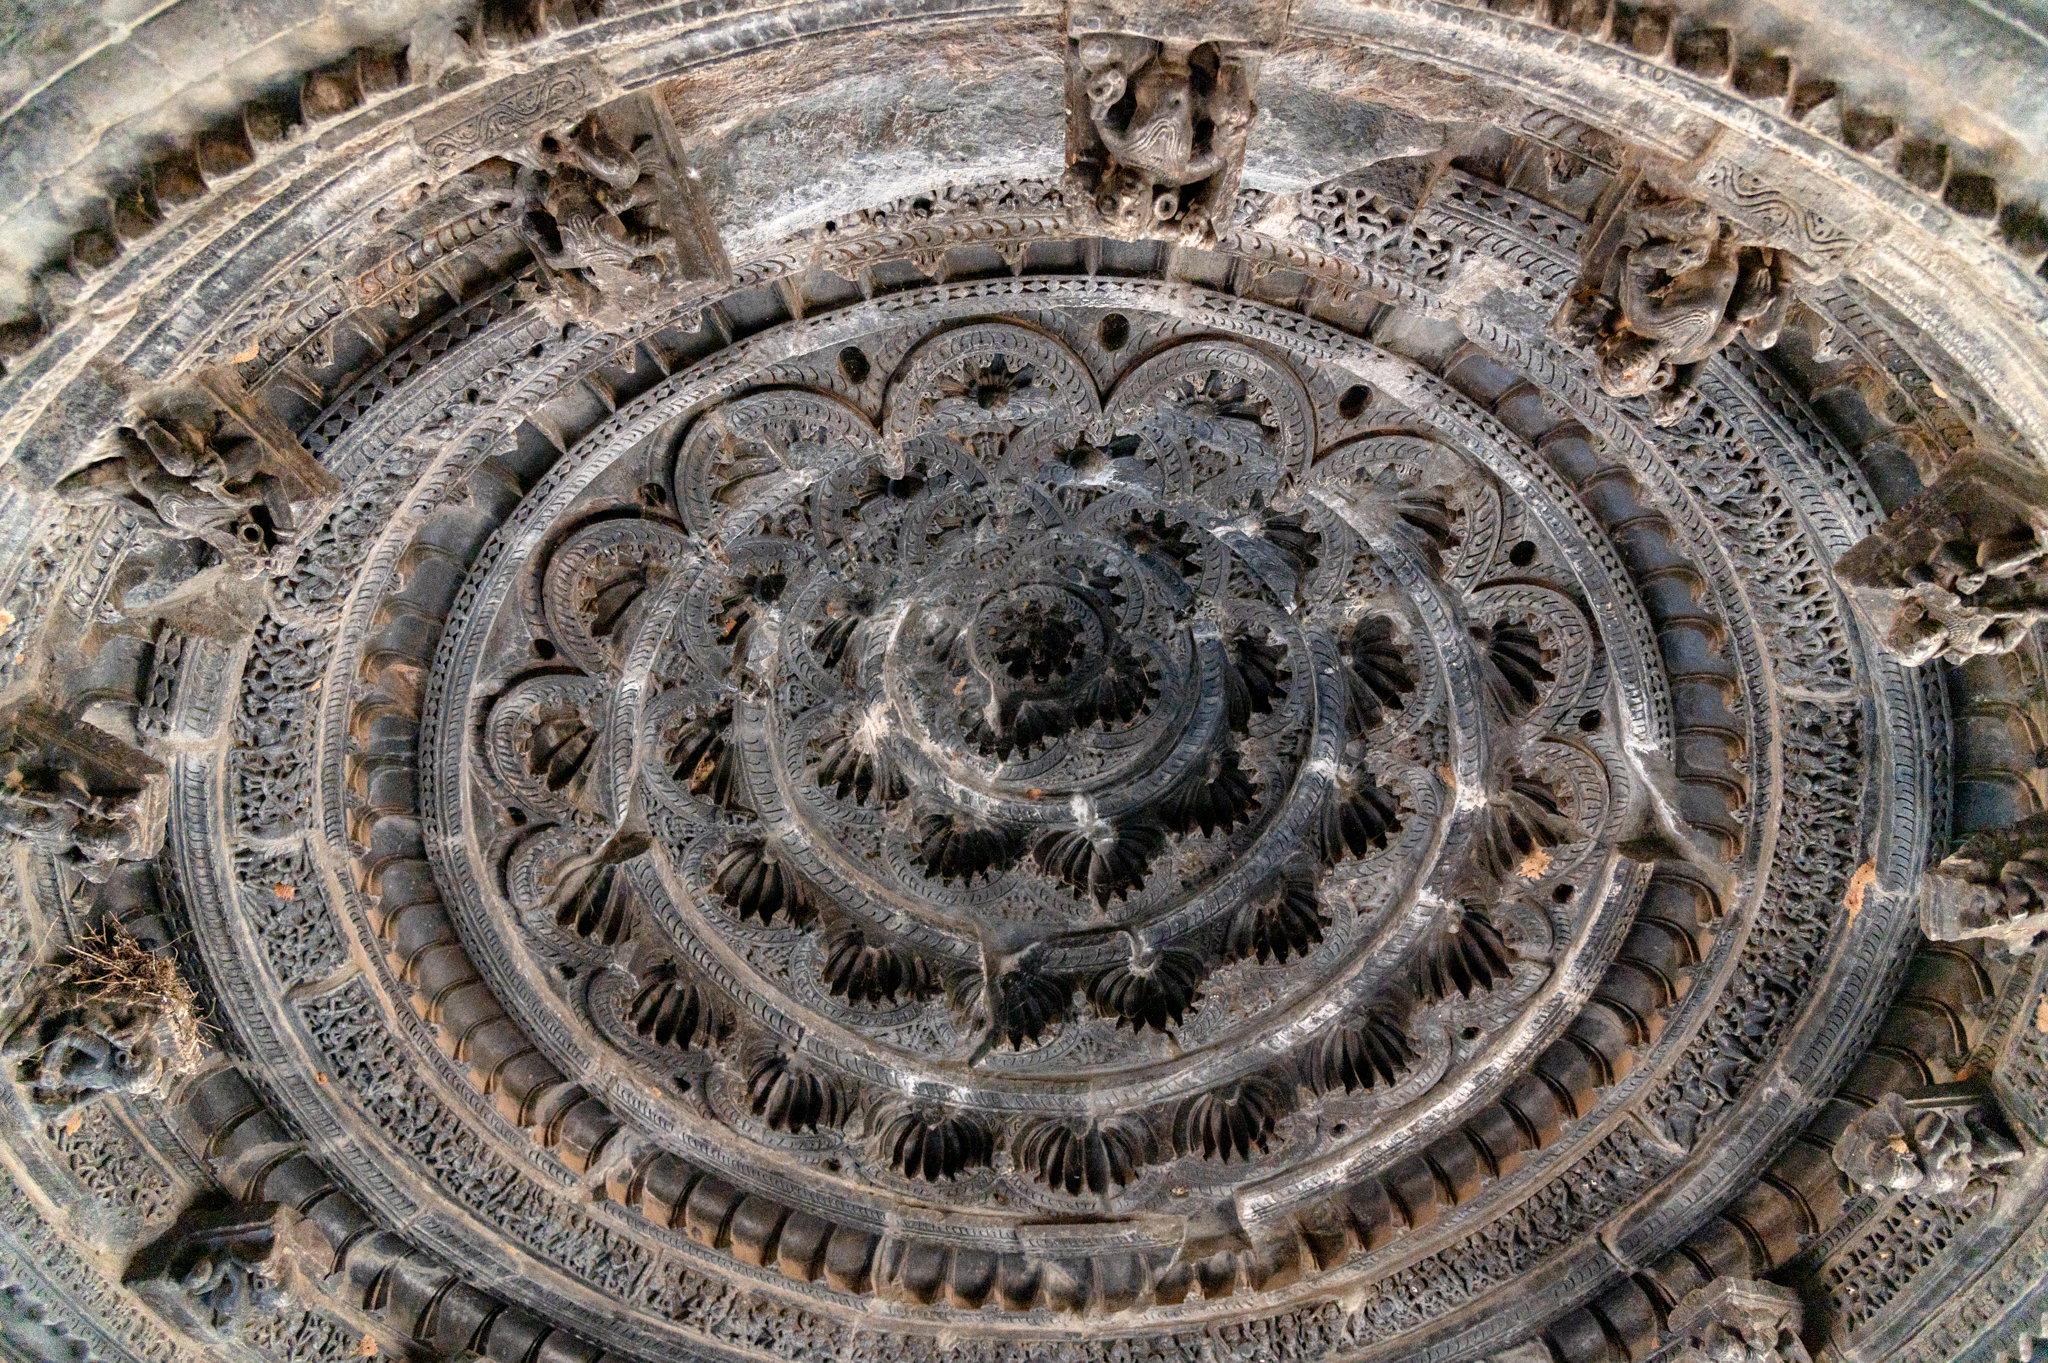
[1919, 811, 2048, 953]
[2, 919, 198, 1118]
[55, 366, 336, 559]
[1669, 1279, 1812, 1363]
[123, 1195, 285, 1338]
[49, 365, 334, 642]
[1836, 453, 2048, 666]
[1552, 165, 1823, 427]
[510, 90, 730, 330]
[0, 699, 168, 876]
[1831, 1078, 2027, 1209]
[1065, 1, 1285, 244]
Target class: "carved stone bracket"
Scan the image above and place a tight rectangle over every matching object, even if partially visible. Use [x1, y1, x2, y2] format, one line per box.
[1920, 811, 2048, 953]
[47, 366, 336, 644]
[1065, 3, 1272, 243]
[55, 367, 336, 568]
[2, 922, 199, 1118]
[1553, 173, 1815, 426]
[1832, 1080, 2027, 1209]
[123, 1196, 284, 1338]
[0, 700, 167, 875]
[1669, 1279, 1812, 1363]
[1836, 454, 2048, 666]
[510, 90, 729, 330]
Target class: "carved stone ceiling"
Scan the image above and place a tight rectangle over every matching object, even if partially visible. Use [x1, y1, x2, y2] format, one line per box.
[0, 4, 2046, 1363]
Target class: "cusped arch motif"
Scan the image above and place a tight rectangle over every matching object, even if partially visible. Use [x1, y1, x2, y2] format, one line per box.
[392, 297, 1730, 1323]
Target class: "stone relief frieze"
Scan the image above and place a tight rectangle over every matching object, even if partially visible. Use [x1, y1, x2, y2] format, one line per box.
[0, 1159, 180, 1363]
[1818, 1192, 1975, 1340]
[1644, 699, 1865, 1150]
[42, 1101, 179, 1234]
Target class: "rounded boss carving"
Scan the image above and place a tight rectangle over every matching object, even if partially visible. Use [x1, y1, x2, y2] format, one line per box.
[448, 310, 1637, 1246]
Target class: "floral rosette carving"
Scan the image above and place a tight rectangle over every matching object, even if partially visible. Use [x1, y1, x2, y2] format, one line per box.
[435, 306, 1657, 1302]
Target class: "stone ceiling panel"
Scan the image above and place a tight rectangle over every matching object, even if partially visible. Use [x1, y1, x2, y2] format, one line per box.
[0, 5, 2044, 1363]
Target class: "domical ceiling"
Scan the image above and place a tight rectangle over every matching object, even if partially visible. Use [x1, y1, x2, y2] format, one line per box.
[0, 4, 2046, 1363]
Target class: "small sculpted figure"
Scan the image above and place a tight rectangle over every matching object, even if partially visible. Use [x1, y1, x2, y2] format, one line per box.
[1074, 36, 1256, 242]
[1669, 1280, 1812, 1363]
[1919, 811, 2048, 953]
[1836, 455, 2048, 665]
[0, 702, 167, 878]
[2, 927, 198, 1118]
[56, 416, 274, 565]
[125, 1197, 282, 1336]
[1561, 196, 1802, 426]
[1833, 1088, 2023, 1208]
[515, 109, 703, 322]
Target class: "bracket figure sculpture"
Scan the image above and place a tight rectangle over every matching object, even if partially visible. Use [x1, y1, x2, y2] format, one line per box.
[1557, 190, 1808, 426]
[124, 1197, 283, 1337]
[53, 368, 338, 638]
[2, 923, 199, 1119]
[1068, 27, 1258, 243]
[0, 700, 167, 878]
[1836, 454, 2048, 665]
[511, 93, 729, 328]
[1831, 1080, 2025, 1209]
[1669, 1279, 1812, 1363]
[1919, 811, 2048, 954]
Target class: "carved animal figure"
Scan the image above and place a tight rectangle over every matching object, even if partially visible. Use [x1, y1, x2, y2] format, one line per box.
[1572, 198, 1800, 425]
[56, 418, 273, 563]
[1075, 37, 1255, 240]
